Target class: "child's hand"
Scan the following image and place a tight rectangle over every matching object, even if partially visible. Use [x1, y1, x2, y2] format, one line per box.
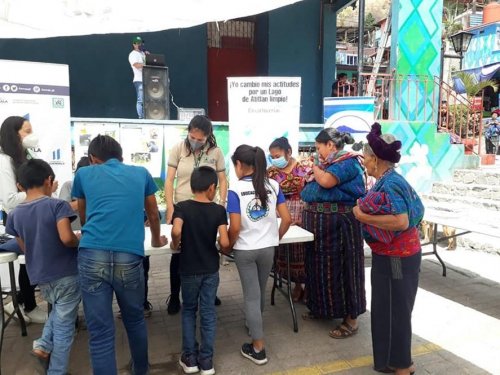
[152, 235, 168, 248]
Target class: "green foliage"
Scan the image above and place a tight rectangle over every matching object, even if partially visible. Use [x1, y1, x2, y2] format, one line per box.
[365, 13, 376, 31]
[448, 104, 482, 137]
[454, 72, 499, 98]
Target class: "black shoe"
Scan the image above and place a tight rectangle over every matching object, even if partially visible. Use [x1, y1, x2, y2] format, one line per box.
[179, 353, 199, 374]
[240, 343, 268, 365]
[143, 301, 153, 318]
[166, 295, 181, 315]
[214, 296, 221, 306]
[198, 357, 215, 375]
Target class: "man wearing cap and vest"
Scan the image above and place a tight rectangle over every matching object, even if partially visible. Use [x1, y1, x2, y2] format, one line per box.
[129, 36, 146, 119]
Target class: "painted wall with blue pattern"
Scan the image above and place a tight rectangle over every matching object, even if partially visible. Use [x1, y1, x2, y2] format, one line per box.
[463, 23, 500, 70]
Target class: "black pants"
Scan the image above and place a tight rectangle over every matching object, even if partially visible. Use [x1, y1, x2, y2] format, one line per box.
[169, 253, 181, 296]
[2, 211, 37, 311]
[18, 264, 37, 311]
[143, 256, 150, 306]
[485, 138, 499, 154]
[371, 252, 421, 370]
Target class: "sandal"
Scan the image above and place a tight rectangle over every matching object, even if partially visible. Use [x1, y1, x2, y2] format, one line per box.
[329, 320, 358, 339]
[301, 311, 320, 321]
[292, 288, 304, 303]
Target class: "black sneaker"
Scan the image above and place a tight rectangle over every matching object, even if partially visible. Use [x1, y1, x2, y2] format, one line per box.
[214, 296, 221, 306]
[166, 294, 181, 315]
[198, 357, 215, 375]
[240, 343, 268, 365]
[143, 301, 153, 318]
[179, 353, 199, 374]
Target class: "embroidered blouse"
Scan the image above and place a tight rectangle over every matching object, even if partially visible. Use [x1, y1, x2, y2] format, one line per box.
[358, 169, 424, 257]
[267, 161, 310, 200]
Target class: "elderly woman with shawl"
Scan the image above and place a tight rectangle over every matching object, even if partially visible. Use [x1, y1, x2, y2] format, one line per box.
[353, 123, 423, 375]
[300, 128, 366, 339]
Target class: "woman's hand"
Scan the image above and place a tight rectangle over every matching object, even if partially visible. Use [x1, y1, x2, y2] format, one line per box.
[352, 205, 365, 222]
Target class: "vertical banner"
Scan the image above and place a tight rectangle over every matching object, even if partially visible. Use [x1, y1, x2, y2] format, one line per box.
[0, 59, 72, 189]
[228, 77, 301, 160]
[323, 96, 375, 142]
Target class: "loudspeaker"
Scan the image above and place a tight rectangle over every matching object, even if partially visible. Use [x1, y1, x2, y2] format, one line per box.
[143, 66, 170, 120]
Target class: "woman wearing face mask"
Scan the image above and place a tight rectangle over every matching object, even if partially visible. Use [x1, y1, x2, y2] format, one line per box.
[164, 115, 227, 314]
[300, 128, 366, 339]
[0, 115, 56, 324]
[267, 137, 310, 302]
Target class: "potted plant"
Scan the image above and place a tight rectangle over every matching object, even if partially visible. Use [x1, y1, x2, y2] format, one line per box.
[452, 72, 498, 153]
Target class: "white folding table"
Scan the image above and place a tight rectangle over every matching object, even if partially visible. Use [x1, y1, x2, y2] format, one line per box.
[144, 223, 314, 332]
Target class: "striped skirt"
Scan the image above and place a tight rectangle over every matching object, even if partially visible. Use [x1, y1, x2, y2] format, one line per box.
[274, 198, 307, 283]
[303, 205, 366, 319]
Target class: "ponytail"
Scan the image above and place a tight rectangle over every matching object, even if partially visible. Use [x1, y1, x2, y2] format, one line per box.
[252, 146, 269, 210]
[231, 144, 270, 210]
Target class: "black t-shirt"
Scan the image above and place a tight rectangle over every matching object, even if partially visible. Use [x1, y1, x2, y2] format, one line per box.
[173, 200, 228, 276]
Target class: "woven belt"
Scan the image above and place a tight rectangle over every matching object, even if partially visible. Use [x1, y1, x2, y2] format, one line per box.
[304, 202, 353, 214]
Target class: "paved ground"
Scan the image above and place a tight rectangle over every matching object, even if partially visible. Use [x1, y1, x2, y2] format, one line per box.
[2, 243, 500, 374]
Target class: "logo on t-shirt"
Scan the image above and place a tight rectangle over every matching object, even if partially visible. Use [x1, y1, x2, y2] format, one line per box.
[246, 198, 269, 222]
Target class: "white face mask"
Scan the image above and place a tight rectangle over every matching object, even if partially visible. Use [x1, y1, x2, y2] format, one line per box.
[22, 133, 39, 149]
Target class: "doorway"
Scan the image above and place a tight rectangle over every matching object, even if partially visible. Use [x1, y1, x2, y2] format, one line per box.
[207, 20, 257, 121]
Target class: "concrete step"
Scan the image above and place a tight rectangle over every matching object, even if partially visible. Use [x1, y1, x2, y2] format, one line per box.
[431, 182, 500, 201]
[422, 193, 500, 211]
[453, 169, 500, 186]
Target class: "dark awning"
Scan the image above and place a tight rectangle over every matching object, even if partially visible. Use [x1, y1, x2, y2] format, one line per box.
[452, 62, 500, 94]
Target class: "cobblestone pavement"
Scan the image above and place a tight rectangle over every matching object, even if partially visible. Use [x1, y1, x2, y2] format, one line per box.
[2, 244, 500, 374]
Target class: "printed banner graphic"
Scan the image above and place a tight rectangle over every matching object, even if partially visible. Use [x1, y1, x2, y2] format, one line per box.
[228, 76, 301, 165]
[0, 59, 72, 190]
[323, 96, 375, 142]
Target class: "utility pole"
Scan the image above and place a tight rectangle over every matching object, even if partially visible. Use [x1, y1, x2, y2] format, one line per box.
[357, 0, 365, 96]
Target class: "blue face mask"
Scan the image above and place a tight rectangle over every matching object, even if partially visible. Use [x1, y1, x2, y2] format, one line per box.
[270, 156, 288, 169]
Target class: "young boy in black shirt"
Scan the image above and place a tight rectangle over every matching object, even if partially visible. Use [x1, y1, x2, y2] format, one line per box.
[171, 166, 229, 375]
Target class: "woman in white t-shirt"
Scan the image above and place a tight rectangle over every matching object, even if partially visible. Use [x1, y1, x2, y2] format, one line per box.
[164, 115, 227, 314]
[0, 115, 54, 324]
[226, 145, 291, 366]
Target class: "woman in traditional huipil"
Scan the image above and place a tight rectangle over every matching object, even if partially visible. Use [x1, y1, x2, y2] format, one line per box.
[267, 137, 310, 302]
[354, 123, 423, 375]
[300, 128, 366, 339]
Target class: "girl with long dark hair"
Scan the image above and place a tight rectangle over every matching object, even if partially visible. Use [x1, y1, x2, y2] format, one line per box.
[267, 136, 311, 302]
[226, 145, 292, 365]
[0, 115, 53, 324]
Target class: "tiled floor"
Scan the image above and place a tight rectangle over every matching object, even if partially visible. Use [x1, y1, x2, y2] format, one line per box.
[2, 244, 500, 374]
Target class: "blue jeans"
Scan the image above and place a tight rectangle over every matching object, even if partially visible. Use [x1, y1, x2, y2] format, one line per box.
[78, 249, 148, 375]
[133, 81, 144, 119]
[181, 272, 219, 361]
[35, 275, 81, 375]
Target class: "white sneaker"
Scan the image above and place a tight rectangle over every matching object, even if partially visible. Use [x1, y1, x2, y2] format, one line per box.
[26, 306, 48, 324]
[3, 301, 32, 324]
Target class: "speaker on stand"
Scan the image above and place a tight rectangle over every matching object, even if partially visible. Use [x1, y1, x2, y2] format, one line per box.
[143, 66, 170, 120]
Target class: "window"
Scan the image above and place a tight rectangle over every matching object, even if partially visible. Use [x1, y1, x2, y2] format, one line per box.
[346, 55, 358, 65]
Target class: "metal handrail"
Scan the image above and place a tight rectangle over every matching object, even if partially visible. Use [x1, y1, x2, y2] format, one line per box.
[332, 73, 484, 155]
